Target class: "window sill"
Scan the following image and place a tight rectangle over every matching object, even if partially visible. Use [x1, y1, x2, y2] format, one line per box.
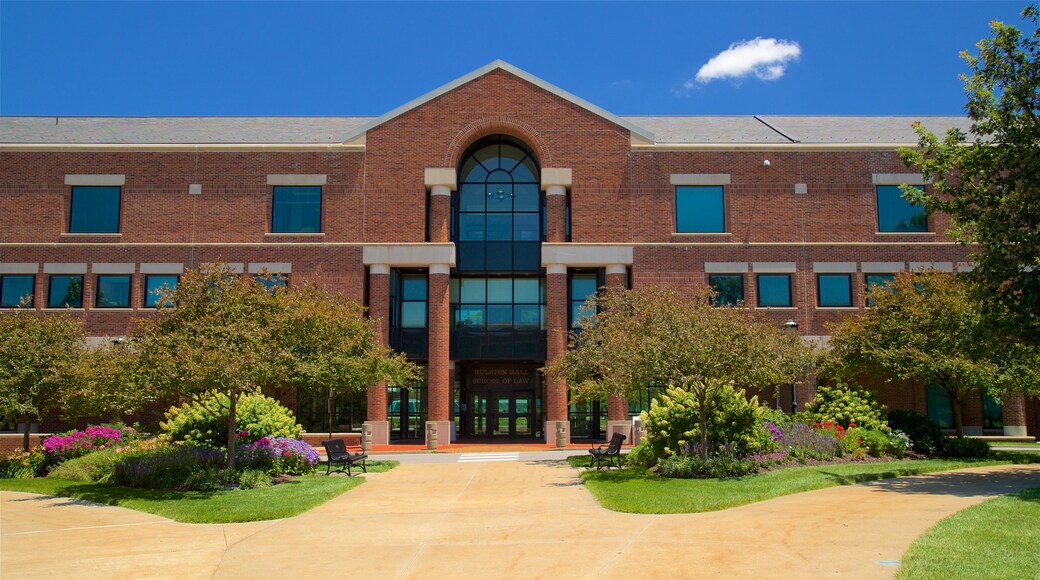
[60, 233, 122, 237]
[672, 232, 732, 236]
[265, 232, 325, 237]
[92, 308, 134, 311]
[755, 306, 797, 310]
[816, 306, 859, 310]
[42, 308, 85, 312]
[874, 231, 935, 236]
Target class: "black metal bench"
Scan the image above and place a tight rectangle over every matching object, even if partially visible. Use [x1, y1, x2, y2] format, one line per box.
[589, 432, 626, 469]
[322, 438, 368, 476]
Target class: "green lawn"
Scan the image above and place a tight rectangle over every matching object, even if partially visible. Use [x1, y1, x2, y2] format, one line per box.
[570, 454, 1040, 514]
[0, 461, 397, 523]
[897, 488, 1040, 579]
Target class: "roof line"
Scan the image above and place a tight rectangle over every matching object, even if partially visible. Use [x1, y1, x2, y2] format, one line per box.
[753, 115, 799, 143]
[340, 60, 655, 143]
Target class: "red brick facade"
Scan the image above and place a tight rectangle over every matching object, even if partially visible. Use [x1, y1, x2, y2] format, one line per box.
[1, 62, 1035, 442]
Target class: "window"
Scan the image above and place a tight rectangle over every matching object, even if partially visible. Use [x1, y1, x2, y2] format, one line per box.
[272, 186, 321, 233]
[865, 274, 895, 307]
[47, 275, 83, 308]
[69, 186, 121, 233]
[0, 275, 35, 308]
[877, 185, 926, 232]
[95, 275, 131, 308]
[450, 276, 546, 359]
[817, 274, 853, 307]
[709, 274, 743, 306]
[569, 271, 600, 329]
[983, 392, 1004, 430]
[255, 274, 288, 293]
[756, 274, 792, 307]
[144, 275, 179, 308]
[389, 271, 428, 358]
[675, 185, 724, 233]
[926, 383, 953, 428]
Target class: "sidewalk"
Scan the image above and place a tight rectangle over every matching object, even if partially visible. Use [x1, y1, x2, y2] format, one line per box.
[3, 461, 1039, 579]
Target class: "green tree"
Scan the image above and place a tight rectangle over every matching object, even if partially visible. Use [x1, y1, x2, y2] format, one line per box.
[0, 311, 85, 450]
[900, 5, 1040, 344]
[824, 270, 1038, 435]
[545, 286, 811, 460]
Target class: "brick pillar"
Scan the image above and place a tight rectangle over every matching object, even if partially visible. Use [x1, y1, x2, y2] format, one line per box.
[545, 263, 570, 444]
[364, 265, 390, 445]
[425, 168, 456, 244]
[961, 392, 984, 436]
[1002, 392, 1028, 437]
[605, 265, 629, 427]
[426, 264, 452, 448]
[542, 169, 571, 244]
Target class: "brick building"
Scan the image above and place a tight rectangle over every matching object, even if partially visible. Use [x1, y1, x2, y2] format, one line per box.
[1, 61, 1035, 444]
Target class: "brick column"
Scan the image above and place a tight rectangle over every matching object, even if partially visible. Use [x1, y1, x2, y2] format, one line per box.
[961, 392, 984, 436]
[604, 264, 631, 441]
[545, 263, 570, 445]
[1002, 392, 1028, 437]
[364, 264, 390, 445]
[542, 168, 571, 244]
[425, 168, 455, 244]
[426, 263, 452, 448]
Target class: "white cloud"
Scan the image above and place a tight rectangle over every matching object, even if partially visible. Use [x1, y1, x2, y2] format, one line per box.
[691, 37, 801, 85]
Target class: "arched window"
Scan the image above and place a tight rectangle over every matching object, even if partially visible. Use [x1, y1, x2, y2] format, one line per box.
[455, 136, 541, 273]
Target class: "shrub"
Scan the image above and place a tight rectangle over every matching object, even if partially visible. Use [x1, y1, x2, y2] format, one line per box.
[238, 469, 272, 490]
[41, 425, 123, 464]
[181, 466, 238, 492]
[0, 448, 49, 478]
[941, 436, 991, 458]
[657, 454, 758, 479]
[268, 437, 320, 475]
[888, 430, 911, 458]
[804, 384, 889, 432]
[641, 384, 765, 460]
[855, 428, 892, 458]
[887, 409, 944, 454]
[780, 422, 841, 461]
[48, 437, 171, 483]
[624, 442, 657, 468]
[113, 446, 226, 489]
[161, 391, 303, 448]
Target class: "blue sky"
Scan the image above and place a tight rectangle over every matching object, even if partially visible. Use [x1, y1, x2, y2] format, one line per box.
[0, 1, 1028, 117]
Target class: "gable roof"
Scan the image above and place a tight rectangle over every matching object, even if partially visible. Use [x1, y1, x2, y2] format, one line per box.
[339, 60, 656, 143]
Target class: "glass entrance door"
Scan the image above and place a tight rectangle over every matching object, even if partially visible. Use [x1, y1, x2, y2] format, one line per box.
[470, 389, 537, 438]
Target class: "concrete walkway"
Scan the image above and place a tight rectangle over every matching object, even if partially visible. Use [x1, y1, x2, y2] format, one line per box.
[3, 461, 1039, 579]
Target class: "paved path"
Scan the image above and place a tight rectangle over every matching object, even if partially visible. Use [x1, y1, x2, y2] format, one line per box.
[2, 462, 1038, 579]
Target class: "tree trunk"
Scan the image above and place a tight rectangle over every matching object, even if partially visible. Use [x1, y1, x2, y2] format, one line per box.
[697, 388, 709, 460]
[226, 389, 238, 469]
[21, 415, 32, 452]
[327, 387, 334, 442]
[951, 395, 965, 437]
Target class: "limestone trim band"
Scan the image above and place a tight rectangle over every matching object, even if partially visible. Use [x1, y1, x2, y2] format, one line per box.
[65, 174, 125, 186]
[541, 244, 633, 267]
[267, 174, 327, 186]
[362, 244, 457, 268]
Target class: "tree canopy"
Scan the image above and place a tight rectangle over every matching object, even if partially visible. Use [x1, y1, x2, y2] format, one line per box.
[545, 285, 812, 458]
[901, 4, 1040, 344]
[824, 270, 1039, 435]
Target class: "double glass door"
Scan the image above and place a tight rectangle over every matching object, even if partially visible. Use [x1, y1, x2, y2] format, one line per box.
[469, 389, 535, 438]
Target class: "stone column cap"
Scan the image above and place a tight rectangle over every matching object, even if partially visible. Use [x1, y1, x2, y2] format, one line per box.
[541, 168, 572, 189]
[425, 168, 457, 190]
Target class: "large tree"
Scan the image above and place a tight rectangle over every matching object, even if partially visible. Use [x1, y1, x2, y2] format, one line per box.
[824, 270, 1039, 435]
[0, 310, 85, 451]
[545, 285, 812, 459]
[900, 4, 1040, 344]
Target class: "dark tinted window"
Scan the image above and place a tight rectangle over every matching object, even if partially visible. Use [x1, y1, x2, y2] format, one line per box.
[0, 275, 35, 308]
[817, 274, 852, 307]
[709, 274, 743, 306]
[95, 275, 131, 308]
[926, 383, 953, 428]
[144, 275, 179, 308]
[865, 274, 895, 306]
[69, 186, 121, 233]
[757, 274, 792, 307]
[675, 186, 724, 233]
[570, 271, 600, 328]
[48, 275, 83, 308]
[877, 185, 926, 232]
[272, 186, 321, 233]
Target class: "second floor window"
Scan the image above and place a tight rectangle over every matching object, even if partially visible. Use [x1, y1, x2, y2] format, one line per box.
[69, 186, 121, 233]
[675, 185, 725, 233]
[144, 275, 179, 308]
[48, 275, 83, 308]
[95, 275, 131, 308]
[272, 186, 321, 233]
[876, 185, 926, 233]
[817, 274, 853, 307]
[757, 274, 792, 307]
[709, 274, 744, 306]
[0, 275, 35, 308]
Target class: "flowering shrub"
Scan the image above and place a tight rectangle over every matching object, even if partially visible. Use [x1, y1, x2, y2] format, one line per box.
[804, 384, 890, 432]
[642, 384, 765, 460]
[780, 422, 841, 461]
[235, 436, 319, 475]
[48, 437, 170, 483]
[161, 391, 303, 448]
[0, 448, 49, 478]
[41, 425, 124, 464]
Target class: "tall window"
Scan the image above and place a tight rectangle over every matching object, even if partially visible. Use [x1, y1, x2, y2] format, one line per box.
[144, 275, 179, 308]
[757, 274, 792, 307]
[390, 270, 428, 358]
[675, 185, 725, 233]
[455, 136, 541, 273]
[926, 383, 953, 428]
[865, 273, 895, 307]
[877, 185, 926, 232]
[272, 186, 321, 233]
[48, 275, 83, 308]
[95, 275, 131, 308]
[69, 186, 121, 233]
[0, 275, 34, 308]
[709, 274, 743, 306]
[450, 276, 546, 359]
[983, 393, 1004, 429]
[817, 274, 853, 307]
[569, 271, 601, 329]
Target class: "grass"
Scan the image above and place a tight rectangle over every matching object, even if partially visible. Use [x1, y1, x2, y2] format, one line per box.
[896, 487, 1040, 579]
[0, 460, 398, 523]
[987, 441, 1040, 449]
[569, 453, 1040, 514]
